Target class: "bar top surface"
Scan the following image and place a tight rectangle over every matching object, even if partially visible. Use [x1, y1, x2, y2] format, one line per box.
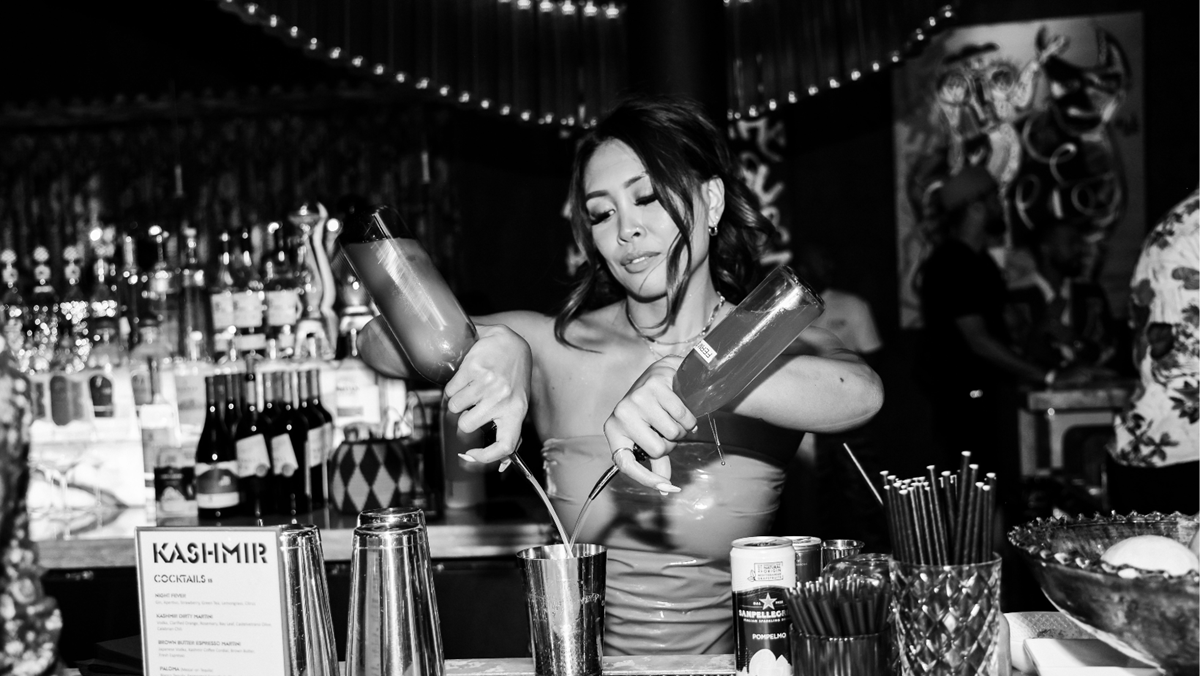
[34, 498, 555, 570]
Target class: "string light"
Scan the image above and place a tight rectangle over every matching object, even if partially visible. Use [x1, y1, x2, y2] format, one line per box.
[329, 47, 341, 59]
[373, 64, 386, 75]
[583, 1, 598, 17]
[562, 1, 577, 15]
[850, 70, 861, 81]
[604, 3, 620, 18]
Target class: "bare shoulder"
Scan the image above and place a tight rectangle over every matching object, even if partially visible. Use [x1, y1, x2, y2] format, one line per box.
[476, 304, 626, 356]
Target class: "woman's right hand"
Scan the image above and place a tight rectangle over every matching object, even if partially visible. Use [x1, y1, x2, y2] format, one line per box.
[443, 323, 532, 465]
[604, 355, 695, 493]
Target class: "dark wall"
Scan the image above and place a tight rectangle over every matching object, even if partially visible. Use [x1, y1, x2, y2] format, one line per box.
[777, 0, 1198, 477]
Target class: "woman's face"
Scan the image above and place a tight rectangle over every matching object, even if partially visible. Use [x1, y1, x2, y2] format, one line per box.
[582, 140, 718, 301]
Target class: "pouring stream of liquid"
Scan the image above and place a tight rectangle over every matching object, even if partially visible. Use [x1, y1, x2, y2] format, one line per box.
[507, 441, 572, 547]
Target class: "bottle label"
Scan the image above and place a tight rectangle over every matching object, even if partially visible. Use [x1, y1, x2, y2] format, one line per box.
[233, 331, 267, 351]
[49, 374, 84, 426]
[693, 339, 717, 364]
[270, 434, 299, 477]
[307, 427, 325, 467]
[232, 291, 264, 328]
[174, 372, 207, 432]
[236, 435, 271, 478]
[195, 461, 239, 508]
[210, 293, 235, 329]
[155, 465, 196, 515]
[131, 372, 152, 407]
[89, 374, 114, 418]
[265, 289, 302, 327]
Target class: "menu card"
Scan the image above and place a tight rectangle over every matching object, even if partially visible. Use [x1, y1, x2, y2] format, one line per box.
[135, 526, 290, 676]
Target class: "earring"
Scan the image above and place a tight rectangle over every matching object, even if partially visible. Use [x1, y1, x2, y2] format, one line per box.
[708, 223, 718, 236]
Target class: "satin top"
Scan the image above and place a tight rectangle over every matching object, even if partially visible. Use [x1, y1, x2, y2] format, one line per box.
[540, 411, 804, 656]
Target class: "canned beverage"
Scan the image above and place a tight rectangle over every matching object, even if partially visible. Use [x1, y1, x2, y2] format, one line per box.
[784, 535, 823, 584]
[731, 536, 796, 674]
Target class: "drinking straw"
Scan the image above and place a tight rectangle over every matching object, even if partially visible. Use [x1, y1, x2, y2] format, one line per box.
[843, 443, 884, 506]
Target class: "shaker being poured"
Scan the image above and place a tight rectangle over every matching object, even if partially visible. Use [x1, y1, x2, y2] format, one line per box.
[338, 206, 477, 386]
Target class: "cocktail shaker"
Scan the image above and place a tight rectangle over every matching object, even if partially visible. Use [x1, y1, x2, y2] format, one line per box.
[346, 521, 444, 676]
[357, 507, 443, 670]
[278, 524, 339, 676]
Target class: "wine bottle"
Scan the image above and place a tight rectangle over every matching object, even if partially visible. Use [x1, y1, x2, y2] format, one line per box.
[274, 370, 309, 514]
[263, 223, 302, 357]
[297, 368, 325, 509]
[59, 246, 92, 366]
[222, 372, 242, 440]
[28, 246, 59, 374]
[211, 229, 237, 358]
[196, 375, 240, 520]
[177, 226, 213, 360]
[146, 227, 179, 352]
[119, 234, 146, 352]
[230, 226, 266, 356]
[338, 206, 476, 385]
[306, 368, 334, 507]
[233, 372, 272, 520]
[0, 249, 28, 368]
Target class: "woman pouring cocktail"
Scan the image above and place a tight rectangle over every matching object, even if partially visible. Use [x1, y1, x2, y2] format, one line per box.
[358, 95, 884, 655]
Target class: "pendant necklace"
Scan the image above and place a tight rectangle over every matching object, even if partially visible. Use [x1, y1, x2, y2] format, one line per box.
[626, 294, 725, 359]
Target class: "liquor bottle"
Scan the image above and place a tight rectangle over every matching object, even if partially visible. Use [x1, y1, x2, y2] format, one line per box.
[222, 372, 242, 439]
[27, 246, 59, 374]
[265, 371, 307, 515]
[58, 246, 92, 366]
[146, 227, 178, 352]
[136, 357, 183, 519]
[230, 227, 266, 357]
[0, 249, 29, 369]
[297, 368, 327, 509]
[119, 234, 146, 351]
[86, 257, 127, 419]
[195, 375, 240, 520]
[233, 371, 272, 520]
[129, 318, 175, 407]
[176, 226, 212, 360]
[262, 223, 302, 358]
[334, 326, 381, 426]
[210, 229, 237, 358]
[174, 337, 214, 445]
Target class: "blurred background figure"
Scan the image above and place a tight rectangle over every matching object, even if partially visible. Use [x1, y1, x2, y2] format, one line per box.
[0, 338, 61, 673]
[788, 244, 887, 552]
[1007, 221, 1120, 377]
[1110, 188, 1199, 515]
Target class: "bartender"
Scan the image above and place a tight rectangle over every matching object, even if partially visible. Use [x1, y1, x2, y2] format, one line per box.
[360, 95, 883, 655]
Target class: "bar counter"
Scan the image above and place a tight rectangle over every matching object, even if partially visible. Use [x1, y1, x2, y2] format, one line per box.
[33, 498, 555, 570]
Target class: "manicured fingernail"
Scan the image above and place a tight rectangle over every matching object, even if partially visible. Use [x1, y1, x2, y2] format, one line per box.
[655, 482, 680, 493]
[498, 459, 511, 473]
[458, 453, 477, 463]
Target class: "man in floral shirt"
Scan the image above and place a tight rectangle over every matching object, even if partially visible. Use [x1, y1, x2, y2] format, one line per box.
[1110, 188, 1200, 514]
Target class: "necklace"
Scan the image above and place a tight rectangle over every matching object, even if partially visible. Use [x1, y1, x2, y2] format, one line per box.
[625, 294, 726, 353]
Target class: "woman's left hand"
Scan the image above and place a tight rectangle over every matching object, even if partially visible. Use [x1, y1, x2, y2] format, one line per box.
[445, 323, 532, 464]
[603, 355, 696, 493]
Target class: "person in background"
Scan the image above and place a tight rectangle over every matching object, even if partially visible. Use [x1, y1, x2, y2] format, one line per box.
[361, 95, 884, 655]
[790, 245, 887, 552]
[916, 166, 1092, 513]
[1006, 221, 1119, 375]
[1110, 188, 1199, 515]
[0, 338, 61, 674]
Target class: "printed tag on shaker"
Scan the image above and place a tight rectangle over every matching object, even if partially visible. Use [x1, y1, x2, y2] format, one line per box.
[693, 339, 718, 364]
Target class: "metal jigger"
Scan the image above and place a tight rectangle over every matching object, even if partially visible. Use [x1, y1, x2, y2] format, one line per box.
[346, 521, 445, 676]
[288, 201, 337, 360]
[278, 525, 339, 676]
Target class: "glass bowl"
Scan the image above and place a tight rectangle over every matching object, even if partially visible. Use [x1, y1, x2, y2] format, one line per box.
[1008, 512, 1199, 676]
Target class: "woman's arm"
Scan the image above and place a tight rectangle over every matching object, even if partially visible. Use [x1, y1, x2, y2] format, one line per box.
[727, 326, 884, 433]
[357, 312, 539, 461]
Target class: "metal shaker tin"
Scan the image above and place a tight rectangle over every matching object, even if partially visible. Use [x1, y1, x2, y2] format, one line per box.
[783, 535, 823, 584]
[731, 536, 796, 674]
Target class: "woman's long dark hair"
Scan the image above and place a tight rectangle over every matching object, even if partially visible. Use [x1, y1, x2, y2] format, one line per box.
[554, 95, 776, 347]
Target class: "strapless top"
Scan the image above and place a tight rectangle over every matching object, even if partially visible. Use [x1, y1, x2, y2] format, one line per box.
[540, 411, 804, 656]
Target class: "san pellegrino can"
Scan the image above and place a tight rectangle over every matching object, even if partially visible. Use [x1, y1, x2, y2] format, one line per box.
[731, 536, 796, 676]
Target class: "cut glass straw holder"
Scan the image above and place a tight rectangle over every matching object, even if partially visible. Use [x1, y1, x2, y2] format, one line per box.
[889, 557, 1002, 676]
